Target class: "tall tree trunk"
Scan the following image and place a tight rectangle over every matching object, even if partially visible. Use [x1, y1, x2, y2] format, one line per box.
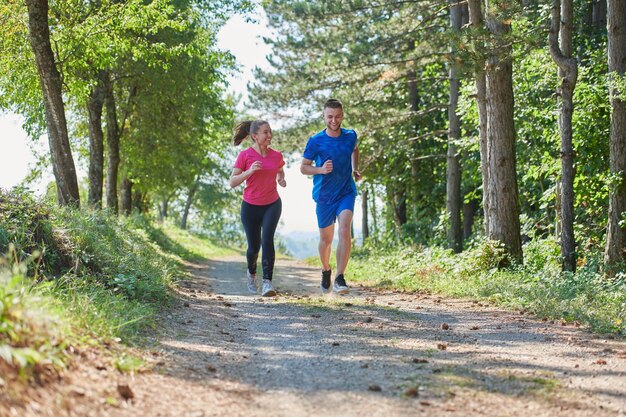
[120, 176, 132, 216]
[484, 15, 523, 262]
[87, 72, 105, 209]
[361, 187, 369, 242]
[371, 185, 378, 240]
[392, 186, 407, 229]
[593, 0, 608, 31]
[468, 0, 490, 236]
[447, 0, 463, 253]
[604, 0, 626, 272]
[25, 0, 79, 207]
[159, 199, 169, 222]
[181, 180, 200, 230]
[549, 0, 578, 272]
[463, 199, 479, 239]
[133, 189, 144, 213]
[103, 71, 120, 215]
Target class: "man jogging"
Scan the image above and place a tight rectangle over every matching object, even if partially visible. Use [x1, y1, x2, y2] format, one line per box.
[301, 99, 361, 294]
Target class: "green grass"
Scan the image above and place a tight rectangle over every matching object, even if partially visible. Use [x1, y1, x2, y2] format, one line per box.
[158, 222, 241, 260]
[348, 238, 626, 336]
[0, 186, 251, 393]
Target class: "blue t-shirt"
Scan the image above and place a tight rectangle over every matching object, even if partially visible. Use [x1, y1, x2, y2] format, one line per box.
[303, 128, 358, 204]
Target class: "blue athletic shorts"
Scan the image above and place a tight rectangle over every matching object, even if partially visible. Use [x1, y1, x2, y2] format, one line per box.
[316, 193, 356, 229]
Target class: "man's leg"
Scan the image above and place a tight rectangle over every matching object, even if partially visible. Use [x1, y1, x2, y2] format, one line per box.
[335, 209, 353, 275]
[318, 223, 334, 271]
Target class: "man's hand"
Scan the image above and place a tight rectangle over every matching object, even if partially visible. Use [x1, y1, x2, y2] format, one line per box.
[320, 159, 333, 174]
[353, 170, 362, 181]
[277, 178, 287, 187]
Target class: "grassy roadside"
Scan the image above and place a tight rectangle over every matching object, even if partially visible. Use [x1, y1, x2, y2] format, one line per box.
[0, 189, 238, 404]
[343, 238, 626, 336]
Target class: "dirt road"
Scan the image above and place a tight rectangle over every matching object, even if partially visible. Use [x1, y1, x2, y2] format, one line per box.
[9, 256, 626, 416]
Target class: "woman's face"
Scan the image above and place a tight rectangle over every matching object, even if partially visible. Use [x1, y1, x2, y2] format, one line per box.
[252, 123, 272, 146]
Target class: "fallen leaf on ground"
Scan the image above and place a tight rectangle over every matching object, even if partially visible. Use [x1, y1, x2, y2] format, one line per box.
[117, 384, 134, 400]
[368, 384, 382, 392]
[437, 343, 447, 350]
[440, 323, 449, 330]
[404, 387, 419, 397]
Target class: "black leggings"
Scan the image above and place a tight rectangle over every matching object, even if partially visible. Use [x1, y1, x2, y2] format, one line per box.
[241, 198, 282, 281]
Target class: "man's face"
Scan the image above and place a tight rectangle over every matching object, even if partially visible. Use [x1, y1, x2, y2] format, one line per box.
[323, 107, 343, 131]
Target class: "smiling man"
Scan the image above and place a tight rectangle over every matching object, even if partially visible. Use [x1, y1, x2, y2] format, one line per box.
[300, 99, 361, 294]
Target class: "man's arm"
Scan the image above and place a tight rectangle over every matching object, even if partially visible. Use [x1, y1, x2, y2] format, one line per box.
[301, 158, 333, 175]
[351, 146, 362, 181]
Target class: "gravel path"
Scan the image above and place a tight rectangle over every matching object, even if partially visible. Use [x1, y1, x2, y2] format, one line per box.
[8, 256, 626, 417]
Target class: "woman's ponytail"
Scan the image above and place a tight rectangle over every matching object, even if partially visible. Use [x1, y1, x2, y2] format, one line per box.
[233, 120, 253, 145]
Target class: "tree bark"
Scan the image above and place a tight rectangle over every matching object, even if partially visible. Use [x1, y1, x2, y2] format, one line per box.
[447, 0, 463, 253]
[392, 186, 407, 229]
[549, 0, 578, 272]
[361, 187, 369, 242]
[25, 0, 80, 207]
[120, 176, 132, 216]
[593, 0, 608, 31]
[604, 0, 626, 271]
[87, 72, 105, 209]
[484, 15, 523, 262]
[371, 185, 378, 240]
[159, 199, 168, 222]
[133, 189, 144, 213]
[181, 180, 200, 230]
[463, 199, 479, 239]
[467, 0, 490, 236]
[103, 71, 120, 215]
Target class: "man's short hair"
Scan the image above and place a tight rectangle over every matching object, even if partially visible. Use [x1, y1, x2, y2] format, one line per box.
[324, 99, 343, 110]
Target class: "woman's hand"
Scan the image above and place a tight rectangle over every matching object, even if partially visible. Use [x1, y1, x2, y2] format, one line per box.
[248, 161, 262, 175]
[278, 178, 287, 187]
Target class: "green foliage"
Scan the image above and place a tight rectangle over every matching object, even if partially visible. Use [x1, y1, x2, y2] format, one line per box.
[0, 252, 69, 381]
[0, 188, 196, 384]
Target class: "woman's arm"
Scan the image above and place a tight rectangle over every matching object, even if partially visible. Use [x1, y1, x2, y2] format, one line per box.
[229, 161, 261, 188]
[277, 168, 287, 187]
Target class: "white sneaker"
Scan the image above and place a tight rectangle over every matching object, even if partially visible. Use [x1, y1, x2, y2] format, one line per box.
[246, 270, 257, 294]
[333, 274, 350, 294]
[261, 279, 277, 297]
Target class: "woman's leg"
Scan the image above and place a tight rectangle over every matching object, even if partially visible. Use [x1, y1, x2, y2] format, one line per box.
[260, 198, 282, 280]
[240, 201, 262, 274]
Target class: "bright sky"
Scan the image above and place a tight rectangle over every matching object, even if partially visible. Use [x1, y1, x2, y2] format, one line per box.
[0, 9, 361, 235]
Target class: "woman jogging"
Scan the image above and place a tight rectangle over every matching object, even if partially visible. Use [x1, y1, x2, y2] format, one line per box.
[230, 120, 286, 297]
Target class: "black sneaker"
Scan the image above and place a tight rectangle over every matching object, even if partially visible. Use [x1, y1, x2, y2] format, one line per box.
[333, 274, 349, 294]
[321, 269, 332, 293]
